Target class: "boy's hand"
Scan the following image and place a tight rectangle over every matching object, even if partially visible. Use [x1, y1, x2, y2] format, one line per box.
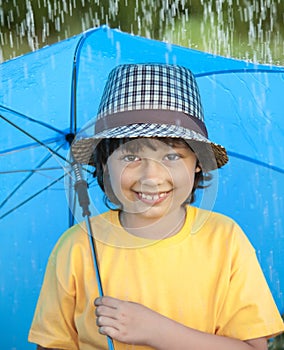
[94, 297, 268, 350]
[94, 296, 160, 346]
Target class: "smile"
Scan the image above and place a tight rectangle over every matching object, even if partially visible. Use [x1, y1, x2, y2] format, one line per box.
[137, 191, 170, 202]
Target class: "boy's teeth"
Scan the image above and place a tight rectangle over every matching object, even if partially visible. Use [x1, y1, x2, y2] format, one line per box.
[140, 192, 166, 200]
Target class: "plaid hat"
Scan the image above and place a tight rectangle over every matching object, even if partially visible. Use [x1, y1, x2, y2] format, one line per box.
[72, 63, 228, 170]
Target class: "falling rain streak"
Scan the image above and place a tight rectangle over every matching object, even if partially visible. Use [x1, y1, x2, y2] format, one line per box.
[0, 0, 283, 64]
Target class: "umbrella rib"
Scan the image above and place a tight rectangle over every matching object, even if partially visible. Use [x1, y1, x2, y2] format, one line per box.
[0, 105, 65, 135]
[70, 62, 77, 135]
[0, 136, 63, 156]
[0, 174, 65, 220]
[0, 114, 70, 164]
[67, 33, 90, 228]
[227, 151, 284, 174]
[0, 167, 63, 174]
[195, 67, 284, 78]
[69, 29, 94, 135]
[0, 144, 64, 210]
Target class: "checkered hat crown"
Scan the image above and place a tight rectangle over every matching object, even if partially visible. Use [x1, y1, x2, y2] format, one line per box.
[97, 63, 204, 123]
[72, 63, 228, 169]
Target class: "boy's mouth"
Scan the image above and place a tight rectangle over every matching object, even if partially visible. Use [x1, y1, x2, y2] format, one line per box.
[136, 191, 170, 202]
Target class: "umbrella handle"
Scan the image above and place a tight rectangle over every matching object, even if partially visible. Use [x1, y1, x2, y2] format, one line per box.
[72, 162, 91, 217]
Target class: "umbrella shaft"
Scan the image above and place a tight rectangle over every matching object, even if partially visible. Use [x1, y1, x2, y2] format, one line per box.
[85, 217, 114, 350]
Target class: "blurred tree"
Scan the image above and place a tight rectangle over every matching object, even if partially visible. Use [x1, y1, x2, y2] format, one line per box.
[0, 0, 283, 64]
[167, 0, 284, 64]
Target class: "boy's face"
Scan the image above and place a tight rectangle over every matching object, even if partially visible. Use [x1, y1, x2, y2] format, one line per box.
[105, 138, 200, 225]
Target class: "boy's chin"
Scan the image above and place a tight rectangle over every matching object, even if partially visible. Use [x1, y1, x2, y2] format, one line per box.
[122, 203, 172, 220]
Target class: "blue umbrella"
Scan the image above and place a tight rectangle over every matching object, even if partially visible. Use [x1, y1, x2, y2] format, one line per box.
[0, 25, 283, 350]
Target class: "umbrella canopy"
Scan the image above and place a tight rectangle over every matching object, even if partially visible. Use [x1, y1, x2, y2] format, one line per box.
[0, 26, 283, 349]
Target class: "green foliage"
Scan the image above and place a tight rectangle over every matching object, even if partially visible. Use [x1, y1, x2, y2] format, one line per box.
[0, 0, 284, 64]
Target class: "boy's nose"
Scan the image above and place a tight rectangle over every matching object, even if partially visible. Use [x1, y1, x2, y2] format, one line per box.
[139, 158, 166, 186]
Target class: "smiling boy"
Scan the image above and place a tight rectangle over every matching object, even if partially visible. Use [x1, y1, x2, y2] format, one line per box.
[29, 63, 284, 350]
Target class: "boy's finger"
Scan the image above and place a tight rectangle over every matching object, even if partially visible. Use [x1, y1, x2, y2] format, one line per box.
[94, 297, 102, 306]
[94, 296, 119, 308]
[95, 304, 118, 318]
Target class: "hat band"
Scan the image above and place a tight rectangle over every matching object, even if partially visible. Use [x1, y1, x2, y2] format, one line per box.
[95, 110, 208, 137]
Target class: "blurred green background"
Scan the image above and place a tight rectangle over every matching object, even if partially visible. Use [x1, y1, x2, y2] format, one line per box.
[0, 0, 284, 65]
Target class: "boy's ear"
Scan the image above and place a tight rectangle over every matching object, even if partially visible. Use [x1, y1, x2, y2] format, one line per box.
[195, 162, 201, 173]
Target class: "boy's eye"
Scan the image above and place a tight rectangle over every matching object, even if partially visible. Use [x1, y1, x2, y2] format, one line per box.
[121, 154, 140, 162]
[164, 153, 181, 161]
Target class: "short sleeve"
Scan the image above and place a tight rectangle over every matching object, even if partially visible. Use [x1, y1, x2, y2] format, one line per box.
[216, 225, 284, 340]
[28, 240, 79, 349]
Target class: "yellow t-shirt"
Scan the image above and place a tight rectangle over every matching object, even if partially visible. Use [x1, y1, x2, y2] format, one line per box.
[28, 206, 284, 349]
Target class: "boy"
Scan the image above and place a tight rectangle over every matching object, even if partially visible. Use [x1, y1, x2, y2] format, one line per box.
[29, 63, 284, 350]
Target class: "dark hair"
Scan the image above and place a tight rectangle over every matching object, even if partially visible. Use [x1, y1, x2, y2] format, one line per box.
[92, 137, 212, 209]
